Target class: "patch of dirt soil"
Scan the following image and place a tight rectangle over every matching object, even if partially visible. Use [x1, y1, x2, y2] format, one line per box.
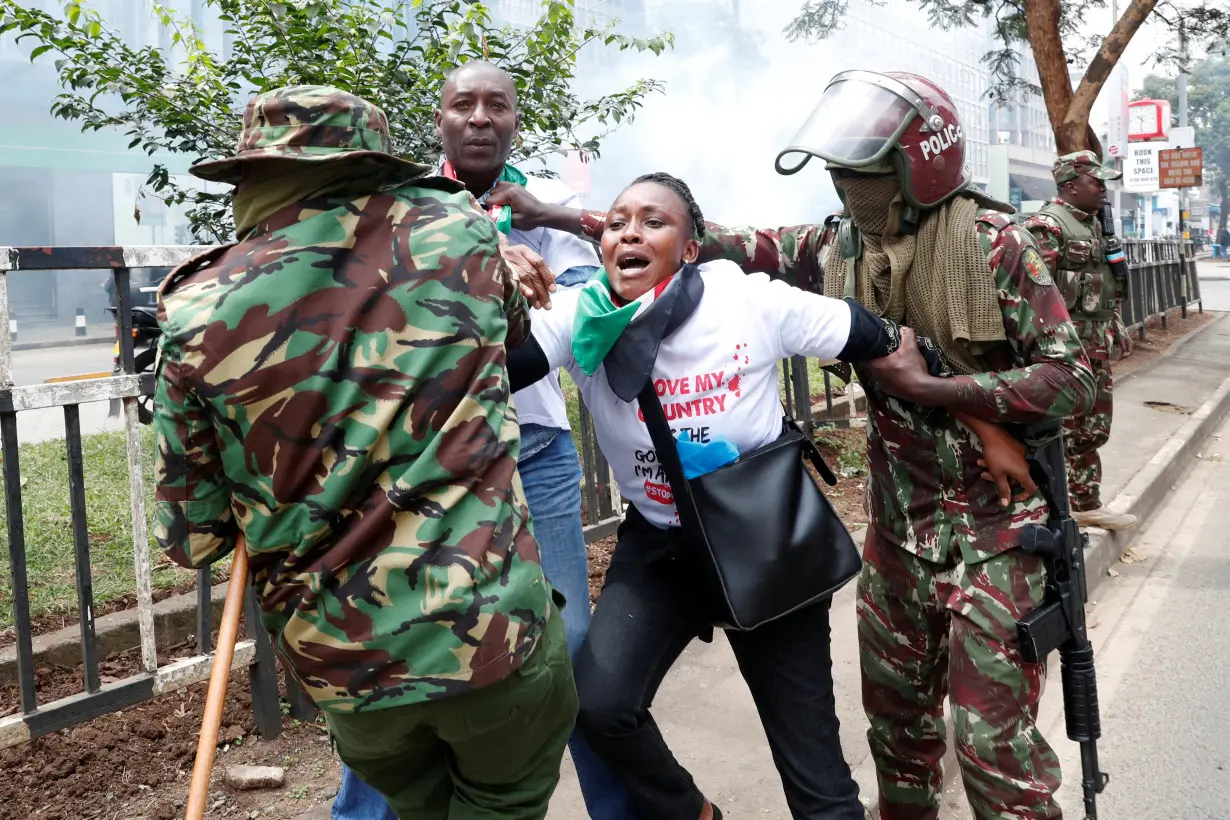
[812, 425, 869, 531]
[0, 633, 337, 820]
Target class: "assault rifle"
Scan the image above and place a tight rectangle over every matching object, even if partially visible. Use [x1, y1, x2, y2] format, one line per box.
[1015, 423, 1109, 820]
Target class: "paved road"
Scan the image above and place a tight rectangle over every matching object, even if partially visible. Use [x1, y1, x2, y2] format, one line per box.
[940, 413, 1230, 818]
[10, 341, 115, 386]
[7, 342, 124, 444]
[1198, 277, 1230, 312]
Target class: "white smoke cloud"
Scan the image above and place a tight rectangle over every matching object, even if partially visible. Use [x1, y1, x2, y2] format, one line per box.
[562, 0, 1006, 229]
[566, 0, 848, 228]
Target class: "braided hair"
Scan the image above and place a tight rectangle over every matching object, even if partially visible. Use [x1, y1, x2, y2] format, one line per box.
[629, 172, 706, 239]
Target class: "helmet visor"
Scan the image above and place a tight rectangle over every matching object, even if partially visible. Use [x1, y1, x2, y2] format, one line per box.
[775, 78, 918, 175]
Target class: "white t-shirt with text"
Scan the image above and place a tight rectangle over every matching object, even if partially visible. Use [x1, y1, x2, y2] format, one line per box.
[530, 261, 855, 528]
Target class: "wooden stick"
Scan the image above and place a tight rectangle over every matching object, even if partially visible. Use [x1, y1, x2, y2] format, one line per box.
[185, 541, 249, 820]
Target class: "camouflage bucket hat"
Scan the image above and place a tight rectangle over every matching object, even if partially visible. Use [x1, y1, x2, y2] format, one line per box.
[190, 85, 431, 185]
[1052, 150, 1123, 184]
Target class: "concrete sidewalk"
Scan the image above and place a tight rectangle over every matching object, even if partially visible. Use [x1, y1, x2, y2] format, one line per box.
[296, 313, 1230, 820]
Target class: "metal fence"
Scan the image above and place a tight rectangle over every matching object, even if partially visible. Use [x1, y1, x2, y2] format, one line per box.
[0, 246, 285, 750]
[1119, 239, 1202, 337]
[0, 238, 1200, 748]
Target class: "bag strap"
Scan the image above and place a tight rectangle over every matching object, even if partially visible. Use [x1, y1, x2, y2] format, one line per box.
[780, 412, 839, 487]
[635, 383, 707, 535]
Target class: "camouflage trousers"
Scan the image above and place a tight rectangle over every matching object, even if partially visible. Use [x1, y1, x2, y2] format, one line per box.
[857, 531, 1062, 820]
[1064, 320, 1113, 512]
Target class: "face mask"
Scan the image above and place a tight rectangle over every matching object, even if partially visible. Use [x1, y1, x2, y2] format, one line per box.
[834, 173, 901, 237]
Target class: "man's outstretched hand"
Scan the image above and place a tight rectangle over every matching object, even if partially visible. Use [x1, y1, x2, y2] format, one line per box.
[488, 182, 552, 231]
[499, 233, 556, 309]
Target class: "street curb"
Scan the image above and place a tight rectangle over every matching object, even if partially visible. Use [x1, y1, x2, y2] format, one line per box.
[1083, 368, 1230, 592]
[12, 336, 112, 352]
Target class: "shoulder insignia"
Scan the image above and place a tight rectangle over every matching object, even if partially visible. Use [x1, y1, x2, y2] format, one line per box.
[1022, 246, 1053, 287]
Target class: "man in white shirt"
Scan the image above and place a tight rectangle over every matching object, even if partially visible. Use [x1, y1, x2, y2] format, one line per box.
[332, 61, 639, 820]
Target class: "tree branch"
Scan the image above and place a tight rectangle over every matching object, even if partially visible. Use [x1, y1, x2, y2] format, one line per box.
[1064, 0, 1158, 147]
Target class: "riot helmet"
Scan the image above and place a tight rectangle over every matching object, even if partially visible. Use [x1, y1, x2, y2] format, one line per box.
[776, 70, 972, 211]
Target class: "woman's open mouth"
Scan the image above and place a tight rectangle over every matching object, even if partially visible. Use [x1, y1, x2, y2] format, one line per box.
[617, 252, 651, 272]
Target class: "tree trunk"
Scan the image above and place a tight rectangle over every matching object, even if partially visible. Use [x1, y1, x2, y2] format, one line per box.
[1025, 0, 1157, 154]
[1023, 0, 1076, 151]
[1219, 177, 1229, 238]
[1062, 0, 1158, 152]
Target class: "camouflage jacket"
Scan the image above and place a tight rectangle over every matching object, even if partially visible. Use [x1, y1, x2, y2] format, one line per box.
[578, 208, 1095, 564]
[1022, 197, 1124, 326]
[154, 183, 554, 714]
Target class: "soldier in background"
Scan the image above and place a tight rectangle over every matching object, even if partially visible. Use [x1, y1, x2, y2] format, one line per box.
[1024, 151, 1138, 531]
[153, 85, 576, 819]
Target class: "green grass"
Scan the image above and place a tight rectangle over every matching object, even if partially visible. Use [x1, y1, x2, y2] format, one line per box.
[0, 427, 213, 635]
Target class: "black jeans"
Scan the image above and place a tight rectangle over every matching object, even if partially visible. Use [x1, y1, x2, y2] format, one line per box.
[573, 506, 864, 820]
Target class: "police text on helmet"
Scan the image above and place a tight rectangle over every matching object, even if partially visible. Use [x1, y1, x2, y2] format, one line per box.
[918, 124, 963, 162]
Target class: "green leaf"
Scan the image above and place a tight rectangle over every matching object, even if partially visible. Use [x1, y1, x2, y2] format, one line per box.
[29, 44, 53, 61]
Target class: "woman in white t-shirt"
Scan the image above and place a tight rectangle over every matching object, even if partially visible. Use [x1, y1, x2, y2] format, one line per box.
[507, 173, 1016, 820]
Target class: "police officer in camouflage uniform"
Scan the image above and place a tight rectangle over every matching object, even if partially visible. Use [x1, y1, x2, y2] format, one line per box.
[692, 71, 1097, 820]
[153, 86, 577, 820]
[491, 71, 1097, 820]
[1024, 151, 1138, 531]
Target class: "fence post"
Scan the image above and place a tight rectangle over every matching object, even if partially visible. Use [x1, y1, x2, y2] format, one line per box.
[243, 584, 286, 737]
[115, 266, 159, 674]
[197, 568, 213, 656]
[789, 355, 812, 435]
[1181, 240, 1189, 320]
[64, 404, 102, 695]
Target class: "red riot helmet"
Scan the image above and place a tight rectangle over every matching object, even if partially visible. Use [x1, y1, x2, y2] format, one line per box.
[776, 70, 973, 211]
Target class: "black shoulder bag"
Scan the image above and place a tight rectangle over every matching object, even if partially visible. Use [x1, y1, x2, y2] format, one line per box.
[636, 384, 863, 631]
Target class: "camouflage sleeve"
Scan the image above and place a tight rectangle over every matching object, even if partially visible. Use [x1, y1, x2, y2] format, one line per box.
[1021, 212, 1064, 274]
[152, 324, 238, 570]
[498, 255, 530, 350]
[579, 209, 830, 292]
[949, 220, 1096, 422]
[488, 222, 530, 349]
